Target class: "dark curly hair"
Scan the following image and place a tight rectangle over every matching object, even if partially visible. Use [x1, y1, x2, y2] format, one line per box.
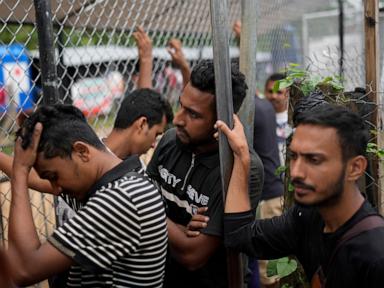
[114, 88, 173, 130]
[16, 104, 105, 159]
[190, 59, 248, 113]
[296, 104, 370, 161]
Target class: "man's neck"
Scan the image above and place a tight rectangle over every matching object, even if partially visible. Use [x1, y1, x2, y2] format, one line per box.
[104, 129, 133, 159]
[191, 141, 218, 155]
[319, 185, 365, 233]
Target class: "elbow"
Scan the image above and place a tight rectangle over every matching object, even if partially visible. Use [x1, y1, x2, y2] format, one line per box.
[8, 256, 38, 287]
[177, 252, 207, 271]
[10, 268, 36, 287]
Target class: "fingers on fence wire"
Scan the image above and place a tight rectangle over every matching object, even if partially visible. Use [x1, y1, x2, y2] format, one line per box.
[166, 39, 188, 68]
[133, 26, 152, 60]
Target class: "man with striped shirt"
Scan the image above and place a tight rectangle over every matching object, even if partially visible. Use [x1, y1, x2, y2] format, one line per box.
[7, 104, 167, 287]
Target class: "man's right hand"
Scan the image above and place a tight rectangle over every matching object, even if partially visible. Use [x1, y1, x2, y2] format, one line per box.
[167, 39, 188, 69]
[133, 26, 152, 62]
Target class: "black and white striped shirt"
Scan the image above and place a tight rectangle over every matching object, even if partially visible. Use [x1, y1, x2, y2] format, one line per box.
[49, 159, 168, 287]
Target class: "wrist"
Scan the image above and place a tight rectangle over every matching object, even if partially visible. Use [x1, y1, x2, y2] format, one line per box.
[12, 165, 30, 177]
[233, 151, 250, 169]
[140, 57, 153, 63]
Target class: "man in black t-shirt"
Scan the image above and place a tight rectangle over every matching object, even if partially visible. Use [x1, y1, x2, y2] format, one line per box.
[216, 104, 384, 288]
[147, 59, 263, 288]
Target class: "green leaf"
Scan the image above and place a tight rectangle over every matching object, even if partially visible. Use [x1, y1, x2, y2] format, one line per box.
[275, 165, 287, 176]
[272, 81, 281, 93]
[289, 72, 306, 78]
[278, 79, 294, 90]
[267, 259, 278, 277]
[321, 76, 333, 83]
[288, 63, 300, 67]
[288, 183, 295, 192]
[276, 257, 298, 278]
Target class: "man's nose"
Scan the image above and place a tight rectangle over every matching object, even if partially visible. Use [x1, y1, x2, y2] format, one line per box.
[290, 158, 305, 180]
[173, 109, 185, 127]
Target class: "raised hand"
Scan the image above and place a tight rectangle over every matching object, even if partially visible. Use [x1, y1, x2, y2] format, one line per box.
[167, 38, 191, 86]
[167, 39, 188, 68]
[133, 26, 152, 62]
[215, 115, 249, 160]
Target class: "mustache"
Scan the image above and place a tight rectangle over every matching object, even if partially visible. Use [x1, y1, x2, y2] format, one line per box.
[176, 126, 189, 136]
[291, 179, 315, 191]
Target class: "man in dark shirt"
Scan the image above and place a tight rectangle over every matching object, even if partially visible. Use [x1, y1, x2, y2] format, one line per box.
[215, 104, 384, 287]
[147, 59, 263, 288]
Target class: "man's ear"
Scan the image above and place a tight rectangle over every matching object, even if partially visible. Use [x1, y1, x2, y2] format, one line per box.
[346, 155, 367, 182]
[134, 116, 148, 133]
[72, 141, 90, 162]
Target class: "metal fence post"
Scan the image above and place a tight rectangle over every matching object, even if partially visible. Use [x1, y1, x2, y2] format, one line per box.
[210, 1, 243, 287]
[33, 0, 59, 105]
[364, 0, 382, 213]
[238, 0, 257, 146]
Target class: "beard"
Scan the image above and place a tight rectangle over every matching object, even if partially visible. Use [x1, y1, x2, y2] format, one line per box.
[175, 127, 217, 152]
[293, 166, 346, 208]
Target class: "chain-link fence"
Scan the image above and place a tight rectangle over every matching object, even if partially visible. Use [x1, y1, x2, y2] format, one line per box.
[0, 0, 383, 287]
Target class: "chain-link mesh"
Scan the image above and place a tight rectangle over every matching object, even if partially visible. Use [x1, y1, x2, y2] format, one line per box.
[0, 0, 383, 287]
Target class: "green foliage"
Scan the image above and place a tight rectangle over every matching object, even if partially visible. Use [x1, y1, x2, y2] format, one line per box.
[0, 24, 39, 50]
[366, 143, 384, 159]
[275, 165, 287, 176]
[267, 257, 298, 279]
[273, 63, 344, 96]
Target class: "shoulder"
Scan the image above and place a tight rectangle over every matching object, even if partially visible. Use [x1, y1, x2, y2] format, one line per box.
[347, 226, 384, 258]
[93, 173, 160, 208]
[156, 128, 177, 149]
[254, 96, 275, 115]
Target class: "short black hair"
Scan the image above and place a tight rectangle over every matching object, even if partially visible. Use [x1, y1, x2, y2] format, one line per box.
[296, 104, 370, 161]
[114, 88, 173, 129]
[17, 104, 105, 159]
[189, 59, 247, 113]
[265, 73, 286, 84]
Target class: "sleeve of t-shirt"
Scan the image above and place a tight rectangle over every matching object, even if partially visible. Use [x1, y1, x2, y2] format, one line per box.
[249, 147, 264, 210]
[366, 259, 384, 287]
[48, 181, 142, 273]
[224, 205, 302, 259]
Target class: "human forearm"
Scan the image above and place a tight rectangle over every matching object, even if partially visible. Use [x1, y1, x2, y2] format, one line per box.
[167, 218, 219, 270]
[133, 26, 153, 89]
[0, 152, 13, 179]
[225, 149, 251, 213]
[180, 64, 191, 87]
[138, 57, 153, 89]
[8, 168, 41, 265]
[0, 152, 53, 194]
